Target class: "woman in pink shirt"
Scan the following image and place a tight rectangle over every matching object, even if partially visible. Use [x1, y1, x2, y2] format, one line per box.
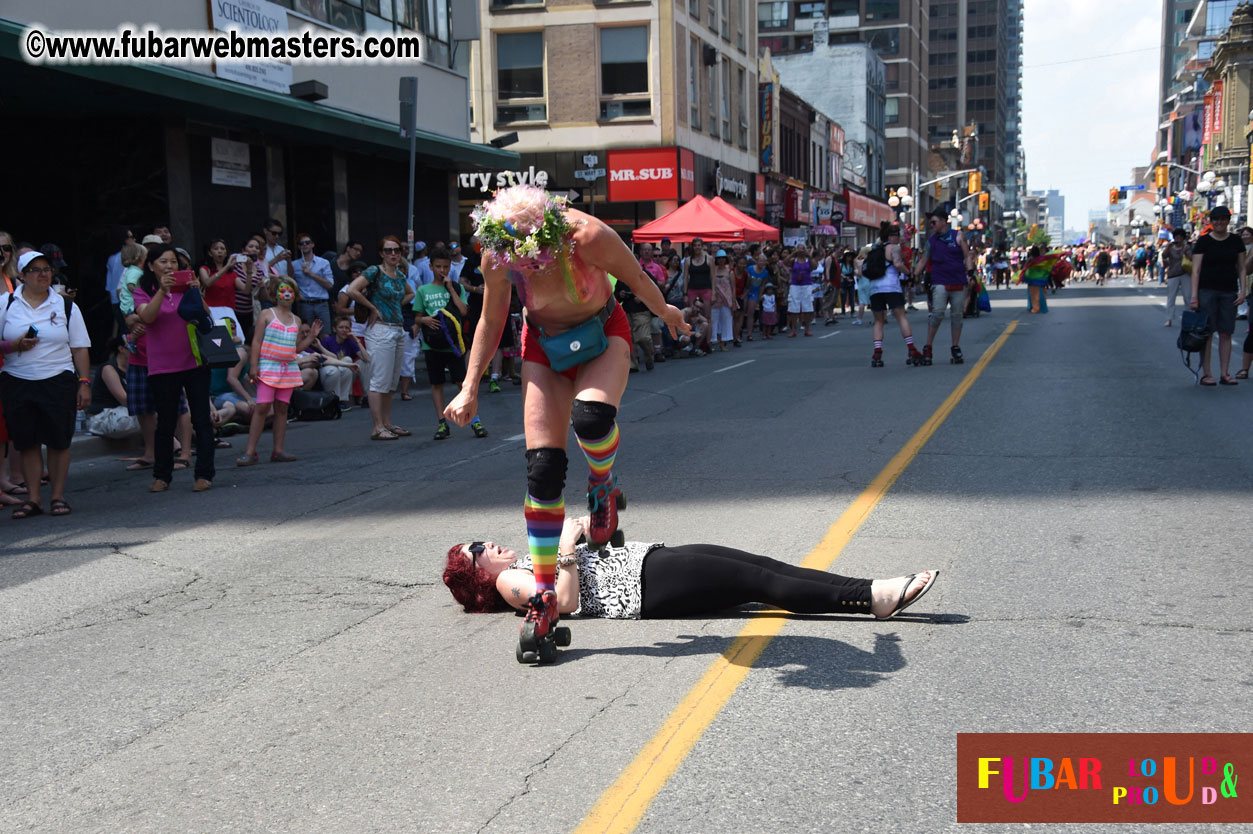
[133, 244, 216, 492]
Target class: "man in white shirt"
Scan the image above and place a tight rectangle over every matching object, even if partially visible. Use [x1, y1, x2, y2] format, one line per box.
[262, 218, 290, 276]
[290, 233, 334, 326]
[106, 228, 133, 337]
[409, 241, 434, 287]
[448, 242, 468, 283]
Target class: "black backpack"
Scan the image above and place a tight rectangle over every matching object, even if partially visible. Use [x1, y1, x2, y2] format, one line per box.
[1177, 309, 1210, 382]
[862, 243, 888, 279]
[288, 389, 341, 421]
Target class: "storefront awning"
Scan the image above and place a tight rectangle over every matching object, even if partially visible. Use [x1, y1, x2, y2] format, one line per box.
[0, 17, 518, 170]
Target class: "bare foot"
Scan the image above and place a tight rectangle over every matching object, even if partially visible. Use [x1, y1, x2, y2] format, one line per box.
[870, 570, 936, 619]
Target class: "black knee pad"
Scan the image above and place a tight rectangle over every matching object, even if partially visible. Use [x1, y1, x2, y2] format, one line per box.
[525, 447, 568, 501]
[570, 399, 617, 441]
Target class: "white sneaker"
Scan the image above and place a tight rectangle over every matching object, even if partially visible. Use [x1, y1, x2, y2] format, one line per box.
[852, 319, 862, 325]
[1164, 320, 1172, 327]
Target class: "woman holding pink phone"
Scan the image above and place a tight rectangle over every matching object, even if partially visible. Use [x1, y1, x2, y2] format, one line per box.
[133, 244, 217, 493]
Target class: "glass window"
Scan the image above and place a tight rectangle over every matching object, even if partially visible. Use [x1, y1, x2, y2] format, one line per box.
[721, 60, 731, 141]
[885, 62, 899, 90]
[497, 32, 545, 122]
[601, 27, 649, 96]
[690, 37, 701, 128]
[759, 2, 789, 30]
[829, 0, 859, 14]
[737, 66, 748, 148]
[722, 0, 729, 38]
[866, 28, 898, 55]
[797, 1, 825, 18]
[708, 60, 718, 137]
[422, 0, 449, 41]
[865, 0, 898, 20]
[885, 97, 898, 124]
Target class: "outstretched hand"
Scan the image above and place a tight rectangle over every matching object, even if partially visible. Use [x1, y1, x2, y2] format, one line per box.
[659, 304, 691, 339]
[443, 388, 478, 427]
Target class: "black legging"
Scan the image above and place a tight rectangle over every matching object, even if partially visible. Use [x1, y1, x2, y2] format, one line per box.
[639, 545, 873, 618]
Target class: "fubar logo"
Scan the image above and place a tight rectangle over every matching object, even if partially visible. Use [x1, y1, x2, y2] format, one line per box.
[957, 733, 1249, 823]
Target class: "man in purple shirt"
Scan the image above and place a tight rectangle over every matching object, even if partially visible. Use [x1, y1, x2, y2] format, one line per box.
[785, 245, 816, 337]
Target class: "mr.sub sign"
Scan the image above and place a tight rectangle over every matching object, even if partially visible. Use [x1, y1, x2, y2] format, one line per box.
[607, 148, 696, 202]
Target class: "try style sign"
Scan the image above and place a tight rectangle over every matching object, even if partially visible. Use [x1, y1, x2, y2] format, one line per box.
[458, 167, 550, 193]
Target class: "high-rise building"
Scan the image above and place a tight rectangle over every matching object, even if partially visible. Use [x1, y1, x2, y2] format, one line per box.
[927, 0, 1023, 211]
[472, 0, 761, 235]
[757, 0, 930, 199]
[1159, 0, 1201, 142]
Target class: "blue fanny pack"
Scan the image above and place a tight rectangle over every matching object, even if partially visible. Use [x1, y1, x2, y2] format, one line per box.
[537, 299, 615, 372]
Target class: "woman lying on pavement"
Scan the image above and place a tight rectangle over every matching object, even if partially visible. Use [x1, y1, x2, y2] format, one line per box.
[443, 515, 938, 660]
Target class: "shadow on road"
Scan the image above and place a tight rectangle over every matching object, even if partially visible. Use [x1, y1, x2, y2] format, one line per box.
[558, 616, 967, 689]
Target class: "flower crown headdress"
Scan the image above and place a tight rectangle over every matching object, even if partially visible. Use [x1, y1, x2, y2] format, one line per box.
[470, 184, 576, 271]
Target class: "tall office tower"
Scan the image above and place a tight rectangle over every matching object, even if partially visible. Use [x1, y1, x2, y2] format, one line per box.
[927, 0, 1022, 210]
[1159, 0, 1201, 156]
[759, 0, 930, 197]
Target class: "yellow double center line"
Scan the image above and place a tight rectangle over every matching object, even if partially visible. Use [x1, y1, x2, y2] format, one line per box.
[573, 320, 1019, 834]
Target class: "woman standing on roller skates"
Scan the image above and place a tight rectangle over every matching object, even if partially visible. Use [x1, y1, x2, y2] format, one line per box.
[444, 185, 689, 663]
[866, 222, 921, 367]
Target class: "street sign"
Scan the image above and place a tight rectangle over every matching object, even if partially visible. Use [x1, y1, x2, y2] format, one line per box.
[582, 154, 599, 167]
[1120, 185, 1147, 191]
[574, 168, 606, 181]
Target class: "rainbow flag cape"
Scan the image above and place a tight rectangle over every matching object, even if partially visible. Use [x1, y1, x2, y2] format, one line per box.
[1014, 251, 1064, 285]
[974, 276, 991, 312]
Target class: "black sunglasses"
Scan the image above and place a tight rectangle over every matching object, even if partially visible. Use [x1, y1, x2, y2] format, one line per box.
[267, 228, 282, 235]
[382, 247, 402, 254]
[467, 541, 486, 570]
[0, 244, 12, 253]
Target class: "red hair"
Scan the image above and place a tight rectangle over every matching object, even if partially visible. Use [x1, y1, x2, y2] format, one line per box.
[442, 544, 510, 613]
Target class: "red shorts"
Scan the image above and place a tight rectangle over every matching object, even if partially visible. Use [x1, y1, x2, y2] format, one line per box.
[521, 301, 631, 381]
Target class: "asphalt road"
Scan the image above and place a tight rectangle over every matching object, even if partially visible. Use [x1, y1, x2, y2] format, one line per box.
[1, 279, 1249, 833]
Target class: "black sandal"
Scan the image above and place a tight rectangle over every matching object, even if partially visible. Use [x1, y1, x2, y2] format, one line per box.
[50, 498, 71, 516]
[12, 501, 43, 520]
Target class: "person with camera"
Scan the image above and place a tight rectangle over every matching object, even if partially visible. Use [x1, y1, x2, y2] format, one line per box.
[413, 248, 486, 440]
[0, 251, 92, 517]
[133, 245, 217, 492]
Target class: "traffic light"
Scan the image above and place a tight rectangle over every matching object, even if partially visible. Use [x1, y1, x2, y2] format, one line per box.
[934, 181, 943, 198]
[968, 171, 982, 193]
[1109, 188, 1120, 205]
[1155, 165, 1169, 188]
[978, 192, 989, 211]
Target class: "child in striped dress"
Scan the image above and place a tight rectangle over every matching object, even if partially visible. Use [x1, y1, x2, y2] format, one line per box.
[237, 277, 321, 465]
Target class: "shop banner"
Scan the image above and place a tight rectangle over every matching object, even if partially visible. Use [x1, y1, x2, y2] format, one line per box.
[847, 191, 896, 228]
[755, 175, 766, 218]
[760, 83, 776, 173]
[211, 138, 252, 187]
[607, 148, 681, 202]
[679, 149, 696, 201]
[1211, 80, 1224, 139]
[1203, 94, 1214, 146]
[210, 0, 292, 94]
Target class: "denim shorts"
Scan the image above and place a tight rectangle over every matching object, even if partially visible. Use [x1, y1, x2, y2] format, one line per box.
[1197, 288, 1238, 335]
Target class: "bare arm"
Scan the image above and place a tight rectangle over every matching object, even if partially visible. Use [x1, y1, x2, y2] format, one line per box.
[345, 274, 379, 325]
[249, 309, 270, 380]
[957, 232, 974, 272]
[101, 364, 128, 407]
[1190, 253, 1203, 306]
[582, 224, 690, 338]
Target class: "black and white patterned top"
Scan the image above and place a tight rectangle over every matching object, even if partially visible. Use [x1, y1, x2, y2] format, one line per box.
[508, 541, 664, 619]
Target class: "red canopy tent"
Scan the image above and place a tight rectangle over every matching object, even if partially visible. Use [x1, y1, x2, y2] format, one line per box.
[707, 196, 779, 241]
[632, 195, 757, 243]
